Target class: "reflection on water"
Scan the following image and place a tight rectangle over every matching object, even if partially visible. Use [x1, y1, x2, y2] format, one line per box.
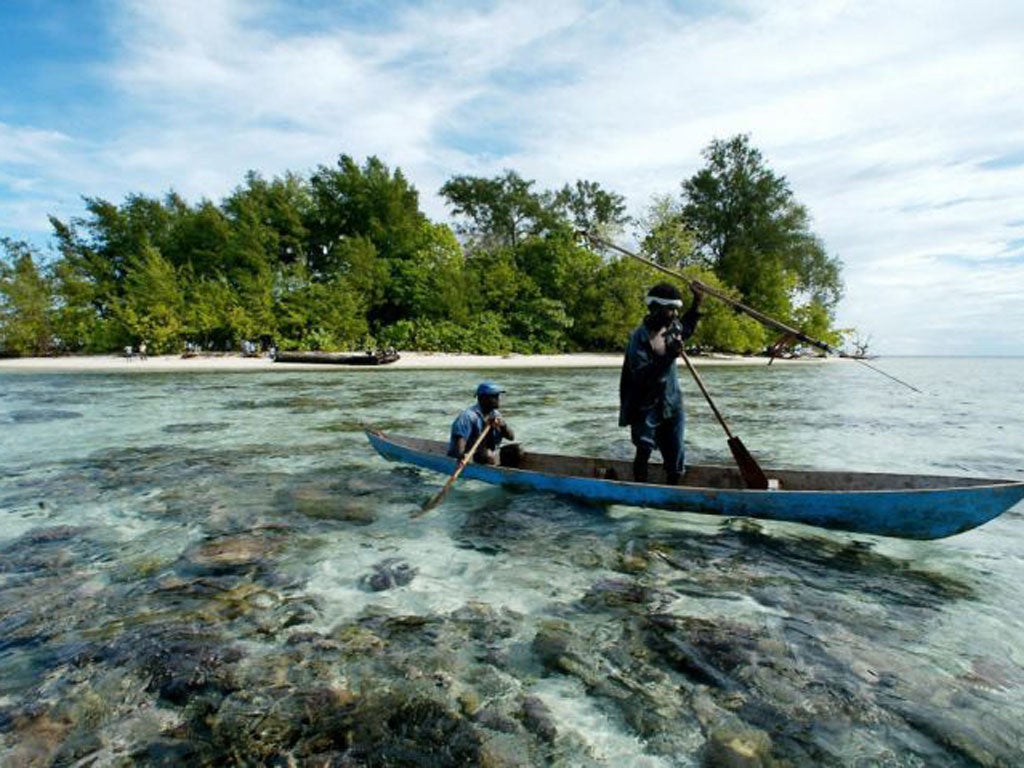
[1, 360, 1023, 765]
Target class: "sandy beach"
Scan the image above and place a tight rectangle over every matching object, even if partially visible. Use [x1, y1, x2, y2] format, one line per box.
[0, 351, 835, 373]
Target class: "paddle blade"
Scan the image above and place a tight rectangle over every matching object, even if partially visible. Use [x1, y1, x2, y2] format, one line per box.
[414, 424, 492, 517]
[414, 461, 465, 516]
[727, 436, 770, 490]
[415, 489, 446, 517]
[415, 499, 435, 517]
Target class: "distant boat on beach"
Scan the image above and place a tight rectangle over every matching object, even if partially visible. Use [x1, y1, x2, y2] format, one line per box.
[274, 349, 400, 366]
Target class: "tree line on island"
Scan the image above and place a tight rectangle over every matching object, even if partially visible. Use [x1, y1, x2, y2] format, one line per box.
[0, 135, 848, 358]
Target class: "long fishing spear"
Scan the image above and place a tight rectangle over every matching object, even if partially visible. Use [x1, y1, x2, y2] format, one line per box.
[578, 231, 921, 394]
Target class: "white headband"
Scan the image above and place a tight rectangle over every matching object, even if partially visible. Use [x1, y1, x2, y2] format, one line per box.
[645, 296, 683, 308]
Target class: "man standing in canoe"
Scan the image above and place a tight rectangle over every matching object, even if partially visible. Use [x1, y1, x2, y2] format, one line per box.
[448, 381, 516, 465]
[620, 283, 702, 484]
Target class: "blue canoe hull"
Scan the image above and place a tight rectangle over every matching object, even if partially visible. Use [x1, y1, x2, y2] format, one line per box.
[366, 431, 1024, 540]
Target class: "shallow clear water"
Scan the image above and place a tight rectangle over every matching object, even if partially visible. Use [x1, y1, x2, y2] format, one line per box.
[1, 358, 1023, 765]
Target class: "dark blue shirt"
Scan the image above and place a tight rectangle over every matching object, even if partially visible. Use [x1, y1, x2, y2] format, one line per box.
[618, 306, 699, 427]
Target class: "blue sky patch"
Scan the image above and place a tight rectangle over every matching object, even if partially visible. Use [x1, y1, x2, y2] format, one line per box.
[0, 2, 116, 131]
[978, 149, 1024, 170]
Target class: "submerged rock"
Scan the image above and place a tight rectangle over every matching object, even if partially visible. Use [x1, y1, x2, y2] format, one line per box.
[185, 532, 285, 571]
[9, 409, 83, 423]
[581, 577, 653, 609]
[344, 682, 547, 768]
[692, 690, 776, 767]
[616, 538, 651, 573]
[289, 486, 378, 524]
[449, 601, 522, 645]
[531, 619, 624, 696]
[100, 624, 244, 706]
[162, 422, 229, 434]
[209, 686, 356, 763]
[0, 525, 95, 575]
[644, 614, 743, 692]
[704, 722, 775, 768]
[519, 696, 558, 743]
[21, 525, 89, 543]
[329, 624, 387, 658]
[360, 558, 417, 591]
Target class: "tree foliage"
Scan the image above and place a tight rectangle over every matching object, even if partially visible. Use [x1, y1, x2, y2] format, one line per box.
[440, 171, 552, 252]
[1, 239, 54, 356]
[681, 134, 843, 334]
[638, 194, 701, 270]
[115, 244, 185, 352]
[440, 173, 634, 352]
[5, 141, 848, 357]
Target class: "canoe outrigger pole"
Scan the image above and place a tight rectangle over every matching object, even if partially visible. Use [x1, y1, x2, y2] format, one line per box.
[577, 231, 921, 394]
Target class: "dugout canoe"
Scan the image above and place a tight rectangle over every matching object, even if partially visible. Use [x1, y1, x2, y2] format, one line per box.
[366, 430, 1024, 540]
[274, 349, 400, 366]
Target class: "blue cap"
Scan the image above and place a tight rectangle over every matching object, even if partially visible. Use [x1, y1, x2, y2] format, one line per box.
[475, 381, 505, 397]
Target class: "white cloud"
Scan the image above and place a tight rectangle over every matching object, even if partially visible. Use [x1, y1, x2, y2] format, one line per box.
[2, 0, 1023, 353]
[0, 123, 74, 167]
[0, 123, 100, 235]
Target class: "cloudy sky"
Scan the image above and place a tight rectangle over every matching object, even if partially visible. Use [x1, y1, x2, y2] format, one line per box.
[2, 0, 1022, 355]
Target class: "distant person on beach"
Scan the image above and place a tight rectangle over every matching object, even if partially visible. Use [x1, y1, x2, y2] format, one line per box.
[447, 381, 515, 465]
[138, 341, 147, 361]
[619, 282, 702, 484]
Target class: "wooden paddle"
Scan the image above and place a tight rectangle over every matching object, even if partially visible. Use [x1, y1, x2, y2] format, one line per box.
[415, 422, 493, 516]
[578, 230, 922, 394]
[679, 350, 770, 490]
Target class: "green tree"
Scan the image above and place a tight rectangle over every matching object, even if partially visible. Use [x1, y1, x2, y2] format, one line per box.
[568, 257, 650, 351]
[183, 277, 237, 349]
[681, 134, 843, 324]
[48, 193, 183, 348]
[464, 247, 522, 318]
[509, 232, 619, 351]
[0, 239, 53, 356]
[163, 198, 232, 278]
[222, 171, 310, 269]
[115, 244, 185, 353]
[440, 170, 555, 251]
[48, 201, 127, 321]
[635, 194, 764, 351]
[638, 194, 702, 269]
[442, 172, 628, 253]
[273, 265, 367, 350]
[230, 264, 276, 342]
[684, 270, 767, 353]
[552, 179, 630, 240]
[309, 154, 425, 266]
[376, 312, 514, 355]
[50, 254, 109, 352]
[792, 298, 842, 350]
[34, 146, 849, 356]
[308, 155, 440, 325]
[441, 174, 632, 351]
[308, 156, 426, 263]
[219, 173, 314, 343]
[389, 222, 468, 324]
[330, 235, 388, 310]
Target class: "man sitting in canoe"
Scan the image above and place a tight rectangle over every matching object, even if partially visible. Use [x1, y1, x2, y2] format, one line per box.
[447, 381, 516, 465]
[620, 282, 702, 484]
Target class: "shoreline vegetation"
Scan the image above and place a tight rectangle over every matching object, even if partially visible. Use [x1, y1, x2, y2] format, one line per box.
[0, 351, 839, 373]
[2, 137, 850, 363]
